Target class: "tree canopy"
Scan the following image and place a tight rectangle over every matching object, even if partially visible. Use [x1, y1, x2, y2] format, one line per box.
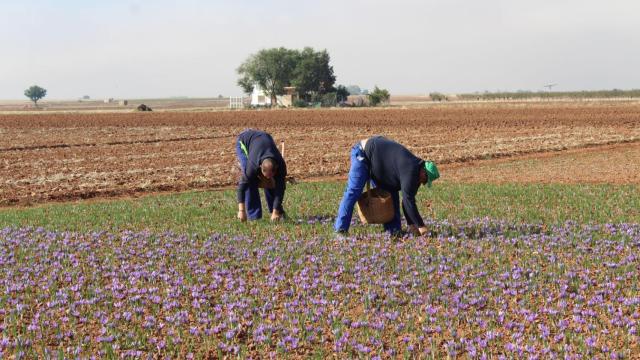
[291, 47, 336, 101]
[336, 85, 350, 103]
[237, 47, 298, 105]
[24, 85, 47, 106]
[237, 47, 336, 104]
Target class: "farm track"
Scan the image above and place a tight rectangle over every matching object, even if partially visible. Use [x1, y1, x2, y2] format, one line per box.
[2, 104, 640, 205]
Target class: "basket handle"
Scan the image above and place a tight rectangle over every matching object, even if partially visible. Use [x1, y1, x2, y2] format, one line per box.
[362, 180, 371, 207]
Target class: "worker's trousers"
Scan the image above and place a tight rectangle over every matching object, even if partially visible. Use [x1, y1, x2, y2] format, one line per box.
[334, 143, 402, 234]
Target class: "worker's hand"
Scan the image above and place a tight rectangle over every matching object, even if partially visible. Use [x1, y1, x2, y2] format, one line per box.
[418, 226, 429, 236]
[408, 225, 420, 236]
[270, 210, 283, 222]
[237, 203, 247, 222]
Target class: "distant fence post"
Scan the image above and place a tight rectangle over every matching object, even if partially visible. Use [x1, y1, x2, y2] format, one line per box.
[229, 97, 244, 109]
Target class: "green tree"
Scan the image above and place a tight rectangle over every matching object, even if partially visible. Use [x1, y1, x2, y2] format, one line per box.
[336, 85, 350, 103]
[291, 48, 336, 102]
[237, 47, 337, 105]
[429, 92, 446, 101]
[346, 85, 362, 95]
[368, 86, 390, 106]
[24, 85, 47, 106]
[236, 47, 298, 105]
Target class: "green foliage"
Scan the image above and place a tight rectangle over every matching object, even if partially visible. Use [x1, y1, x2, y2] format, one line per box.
[24, 85, 47, 105]
[237, 47, 336, 105]
[236, 74, 255, 95]
[320, 92, 337, 107]
[368, 86, 390, 106]
[292, 99, 308, 108]
[308, 92, 337, 107]
[335, 85, 350, 103]
[236, 47, 299, 104]
[430, 92, 446, 101]
[291, 47, 336, 102]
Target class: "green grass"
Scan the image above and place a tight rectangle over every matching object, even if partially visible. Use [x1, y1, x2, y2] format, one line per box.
[1, 182, 639, 236]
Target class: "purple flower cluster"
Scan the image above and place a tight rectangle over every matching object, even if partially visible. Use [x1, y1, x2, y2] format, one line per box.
[1, 220, 639, 357]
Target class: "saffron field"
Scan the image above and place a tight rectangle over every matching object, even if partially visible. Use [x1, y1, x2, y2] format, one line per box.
[1, 183, 639, 358]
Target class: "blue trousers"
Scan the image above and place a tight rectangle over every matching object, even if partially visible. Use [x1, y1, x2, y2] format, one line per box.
[334, 143, 402, 234]
[236, 140, 278, 220]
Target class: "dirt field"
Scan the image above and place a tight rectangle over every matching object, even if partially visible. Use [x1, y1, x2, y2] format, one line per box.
[445, 142, 640, 184]
[0, 98, 231, 112]
[2, 103, 640, 205]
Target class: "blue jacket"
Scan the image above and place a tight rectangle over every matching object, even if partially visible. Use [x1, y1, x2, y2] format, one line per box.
[237, 130, 287, 210]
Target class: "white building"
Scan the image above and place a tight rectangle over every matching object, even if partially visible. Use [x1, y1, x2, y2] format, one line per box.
[250, 84, 296, 107]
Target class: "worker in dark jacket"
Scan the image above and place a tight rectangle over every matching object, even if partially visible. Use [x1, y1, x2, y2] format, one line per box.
[235, 129, 287, 222]
[334, 136, 439, 236]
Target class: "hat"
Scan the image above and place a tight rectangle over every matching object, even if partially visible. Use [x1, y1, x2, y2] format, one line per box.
[424, 161, 440, 188]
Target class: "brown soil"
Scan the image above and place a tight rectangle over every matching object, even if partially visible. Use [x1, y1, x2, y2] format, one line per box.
[444, 141, 640, 184]
[1, 103, 639, 206]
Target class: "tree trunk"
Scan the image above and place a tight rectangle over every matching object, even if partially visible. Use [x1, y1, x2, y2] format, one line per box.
[270, 86, 277, 107]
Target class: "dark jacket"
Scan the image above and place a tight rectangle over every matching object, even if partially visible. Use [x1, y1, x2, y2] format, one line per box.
[237, 130, 287, 210]
[364, 136, 425, 227]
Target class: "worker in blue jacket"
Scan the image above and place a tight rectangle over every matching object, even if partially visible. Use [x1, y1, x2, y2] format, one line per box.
[235, 129, 287, 222]
[334, 136, 439, 236]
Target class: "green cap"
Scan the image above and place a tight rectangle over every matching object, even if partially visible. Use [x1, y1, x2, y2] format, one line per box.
[424, 161, 440, 188]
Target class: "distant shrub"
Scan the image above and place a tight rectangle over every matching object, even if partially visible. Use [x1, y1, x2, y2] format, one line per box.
[346, 85, 362, 95]
[368, 86, 390, 106]
[336, 85, 350, 102]
[430, 92, 446, 102]
[293, 99, 308, 108]
[320, 92, 337, 107]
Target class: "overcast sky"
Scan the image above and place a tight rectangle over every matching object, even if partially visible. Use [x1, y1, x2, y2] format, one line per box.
[1, 0, 639, 100]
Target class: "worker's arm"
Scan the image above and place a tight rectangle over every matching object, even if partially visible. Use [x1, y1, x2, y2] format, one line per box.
[403, 201, 428, 236]
[401, 172, 427, 234]
[237, 202, 247, 222]
[401, 190, 424, 226]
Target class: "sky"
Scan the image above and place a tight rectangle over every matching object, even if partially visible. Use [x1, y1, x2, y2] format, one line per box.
[1, 0, 639, 100]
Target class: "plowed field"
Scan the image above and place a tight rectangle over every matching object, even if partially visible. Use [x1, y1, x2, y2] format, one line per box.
[2, 103, 640, 205]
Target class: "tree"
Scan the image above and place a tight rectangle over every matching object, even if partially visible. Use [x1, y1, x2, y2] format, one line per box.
[291, 48, 336, 102]
[429, 92, 446, 101]
[24, 85, 47, 106]
[237, 47, 336, 105]
[346, 85, 362, 95]
[336, 85, 350, 103]
[237, 47, 298, 105]
[368, 86, 390, 106]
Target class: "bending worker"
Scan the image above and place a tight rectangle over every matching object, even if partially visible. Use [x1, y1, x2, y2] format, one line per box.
[334, 135, 439, 236]
[235, 129, 287, 222]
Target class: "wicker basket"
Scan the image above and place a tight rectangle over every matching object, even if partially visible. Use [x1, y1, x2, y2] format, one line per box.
[356, 182, 394, 224]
